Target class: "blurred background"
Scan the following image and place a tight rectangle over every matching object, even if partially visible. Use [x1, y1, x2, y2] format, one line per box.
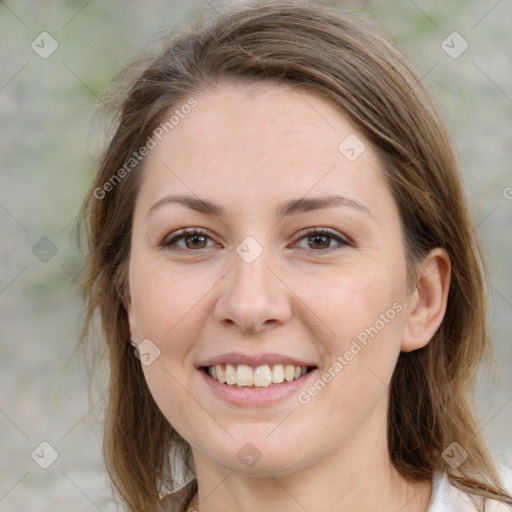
[1, 0, 511, 510]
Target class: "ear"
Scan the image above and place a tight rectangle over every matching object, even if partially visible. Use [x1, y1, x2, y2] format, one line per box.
[401, 247, 451, 352]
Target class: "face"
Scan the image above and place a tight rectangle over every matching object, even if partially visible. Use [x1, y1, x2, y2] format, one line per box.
[127, 83, 415, 476]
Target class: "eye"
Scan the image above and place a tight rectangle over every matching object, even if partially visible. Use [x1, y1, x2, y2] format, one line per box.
[160, 227, 350, 254]
[292, 228, 350, 253]
[161, 228, 219, 251]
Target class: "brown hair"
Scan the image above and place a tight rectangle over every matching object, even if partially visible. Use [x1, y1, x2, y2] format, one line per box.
[78, 2, 512, 511]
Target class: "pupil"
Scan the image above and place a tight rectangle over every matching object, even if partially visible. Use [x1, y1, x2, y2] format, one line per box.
[187, 235, 206, 248]
[311, 235, 329, 249]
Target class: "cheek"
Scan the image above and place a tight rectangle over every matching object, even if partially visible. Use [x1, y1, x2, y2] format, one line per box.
[129, 258, 220, 343]
[291, 275, 405, 450]
[293, 259, 407, 402]
[141, 362, 204, 449]
[303, 260, 405, 345]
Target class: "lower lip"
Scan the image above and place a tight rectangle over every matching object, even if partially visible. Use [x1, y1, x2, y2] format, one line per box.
[199, 368, 318, 407]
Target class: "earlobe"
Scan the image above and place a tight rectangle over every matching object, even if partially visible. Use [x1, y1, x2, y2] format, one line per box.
[401, 248, 451, 352]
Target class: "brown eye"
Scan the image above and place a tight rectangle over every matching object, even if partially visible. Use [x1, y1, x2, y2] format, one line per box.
[161, 228, 217, 251]
[293, 228, 350, 253]
[183, 233, 208, 249]
[307, 234, 332, 250]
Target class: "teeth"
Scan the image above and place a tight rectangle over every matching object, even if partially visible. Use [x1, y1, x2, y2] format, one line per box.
[284, 364, 295, 382]
[236, 364, 253, 386]
[271, 364, 284, 383]
[207, 363, 309, 387]
[253, 365, 272, 387]
[225, 364, 236, 385]
[216, 364, 226, 384]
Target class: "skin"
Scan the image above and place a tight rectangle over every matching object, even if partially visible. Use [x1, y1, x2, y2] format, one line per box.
[126, 83, 451, 512]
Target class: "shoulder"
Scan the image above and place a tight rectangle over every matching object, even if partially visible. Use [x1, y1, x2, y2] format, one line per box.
[428, 468, 512, 512]
[159, 479, 198, 512]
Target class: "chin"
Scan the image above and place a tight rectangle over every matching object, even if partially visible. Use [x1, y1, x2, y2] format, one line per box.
[219, 452, 303, 477]
[195, 432, 317, 477]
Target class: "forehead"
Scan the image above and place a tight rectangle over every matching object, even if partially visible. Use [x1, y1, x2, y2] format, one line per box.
[136, 83, 394, 221]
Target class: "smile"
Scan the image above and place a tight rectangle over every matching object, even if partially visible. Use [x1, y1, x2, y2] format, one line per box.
[205, 363, 309, 388]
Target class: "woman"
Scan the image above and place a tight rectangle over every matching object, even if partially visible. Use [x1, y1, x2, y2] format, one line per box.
[79, 3, 512, 511]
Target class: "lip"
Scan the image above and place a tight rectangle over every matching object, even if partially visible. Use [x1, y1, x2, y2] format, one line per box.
[198, 366, 319, 407]
[199, 352, 316, 368]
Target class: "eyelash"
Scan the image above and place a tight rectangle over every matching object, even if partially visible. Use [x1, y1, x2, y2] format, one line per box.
[160, 227, 351, 254]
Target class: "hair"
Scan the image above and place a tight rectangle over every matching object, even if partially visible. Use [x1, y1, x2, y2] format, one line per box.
[78, 2, 512, 511]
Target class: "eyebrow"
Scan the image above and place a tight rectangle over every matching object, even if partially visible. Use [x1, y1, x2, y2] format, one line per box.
[147, 194, 372, 220]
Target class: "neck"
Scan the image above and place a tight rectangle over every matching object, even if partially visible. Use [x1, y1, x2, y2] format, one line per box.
[188, 413, 432, 512]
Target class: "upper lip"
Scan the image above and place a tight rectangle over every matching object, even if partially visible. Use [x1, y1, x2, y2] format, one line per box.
[199, 352, 317, 368]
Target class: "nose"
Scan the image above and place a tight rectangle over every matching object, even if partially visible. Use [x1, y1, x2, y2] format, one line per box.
[214, 247, 293, 333]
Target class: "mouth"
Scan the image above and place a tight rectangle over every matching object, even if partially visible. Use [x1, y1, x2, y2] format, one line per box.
[201, 363, 315, 388]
